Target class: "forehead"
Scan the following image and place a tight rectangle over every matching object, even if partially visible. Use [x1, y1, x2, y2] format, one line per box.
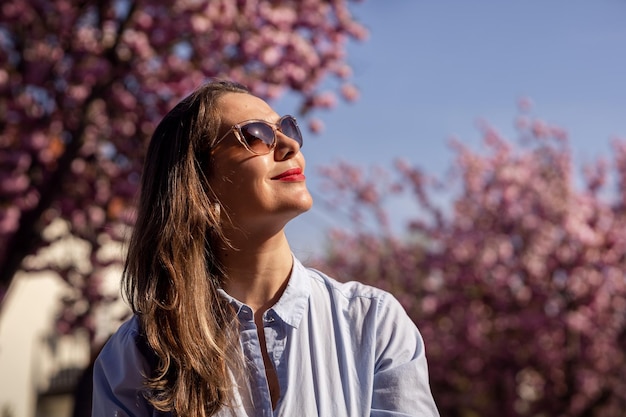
[218, 92, 278, 125]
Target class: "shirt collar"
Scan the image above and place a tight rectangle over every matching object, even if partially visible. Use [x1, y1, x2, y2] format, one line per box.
[218, 254, 310, 329]
[270, 255, 310, 328]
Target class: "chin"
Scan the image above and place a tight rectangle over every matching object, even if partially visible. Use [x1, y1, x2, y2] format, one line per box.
[286, 201, 313, 217]
[281, 196, 313, 224]
[294, 192, 314, 213]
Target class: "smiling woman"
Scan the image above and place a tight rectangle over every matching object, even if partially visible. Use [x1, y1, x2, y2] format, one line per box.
[91, 80, 440, 417]
[209, 92, 313, 237]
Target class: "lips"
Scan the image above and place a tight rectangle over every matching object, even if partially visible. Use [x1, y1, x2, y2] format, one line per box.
[271, 167, 306, 181]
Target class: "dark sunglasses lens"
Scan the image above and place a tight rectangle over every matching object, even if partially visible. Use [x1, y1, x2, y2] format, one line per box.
[240, 122, 275, 151]
[280, 116, 303, 147]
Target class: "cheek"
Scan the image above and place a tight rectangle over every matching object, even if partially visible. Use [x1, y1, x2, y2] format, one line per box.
[210, 159, 270, 208]
[228, 159, 270, 190]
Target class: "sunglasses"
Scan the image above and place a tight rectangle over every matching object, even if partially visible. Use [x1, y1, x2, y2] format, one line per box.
[216, 115, 303, 155]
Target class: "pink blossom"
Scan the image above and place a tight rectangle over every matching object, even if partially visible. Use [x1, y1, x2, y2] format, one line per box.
[316, 108, 626, 415]
[308, 118, 325, 133]
[340, 84, 359, 102]
[0, 0, 367, 348]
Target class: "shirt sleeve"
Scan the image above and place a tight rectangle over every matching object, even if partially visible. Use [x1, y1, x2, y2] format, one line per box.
[92, 316, 158, 417]
[371, 294, 440, 417]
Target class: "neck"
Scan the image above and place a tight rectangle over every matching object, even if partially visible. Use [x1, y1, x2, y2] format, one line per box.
[218, 229, 293, 312]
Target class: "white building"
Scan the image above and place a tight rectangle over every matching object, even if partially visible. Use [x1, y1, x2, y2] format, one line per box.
[0, 221, 127, 417]
[0, 271, 89, 417]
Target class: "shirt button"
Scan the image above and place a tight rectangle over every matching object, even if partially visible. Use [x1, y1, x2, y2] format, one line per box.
[239, 306, 253, 321]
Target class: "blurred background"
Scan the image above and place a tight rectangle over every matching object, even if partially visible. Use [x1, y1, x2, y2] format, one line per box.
[284, 0, 626, 257]
[1, 1, 625, 416]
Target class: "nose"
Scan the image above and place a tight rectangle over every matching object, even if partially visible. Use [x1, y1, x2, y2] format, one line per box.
[274, 131, 301, 161]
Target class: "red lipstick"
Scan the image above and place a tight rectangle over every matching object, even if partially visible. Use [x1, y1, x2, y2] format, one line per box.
[272, 167, 306, 181]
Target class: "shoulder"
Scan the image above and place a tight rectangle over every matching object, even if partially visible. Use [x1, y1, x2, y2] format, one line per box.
[306, 265, 394, 305]
[96, 316, 153, 378]
[114, 314, 142, 339]
[92, 315, 156, 416]
[303, 263, 417, 327]
[301, 265, 423, 355]
[99, 315, 145, 358]
[302, 265, 409, 325]
[290, 257, 413, 331]
[93, 315, 153, 389]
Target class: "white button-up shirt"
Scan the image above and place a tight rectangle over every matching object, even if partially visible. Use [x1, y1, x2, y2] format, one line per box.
[92, 257, 439, 416]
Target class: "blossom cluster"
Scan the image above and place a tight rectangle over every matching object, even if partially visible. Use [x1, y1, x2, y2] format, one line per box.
[0, 0, 366, 342]
[316, 109, 626, 416]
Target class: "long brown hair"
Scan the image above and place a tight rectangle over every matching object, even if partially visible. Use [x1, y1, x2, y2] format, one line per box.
[122, 80, 250, 416]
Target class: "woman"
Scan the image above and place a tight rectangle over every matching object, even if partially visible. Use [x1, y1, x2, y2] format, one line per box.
[92, 80, 439, 417]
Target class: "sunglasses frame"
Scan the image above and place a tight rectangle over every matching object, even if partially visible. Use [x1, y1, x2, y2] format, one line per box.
[215, 115, 303, 155]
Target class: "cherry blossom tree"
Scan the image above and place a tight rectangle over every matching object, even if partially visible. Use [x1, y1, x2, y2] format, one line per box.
[0, 0, 366, 340]
[316, 106, 626, 416]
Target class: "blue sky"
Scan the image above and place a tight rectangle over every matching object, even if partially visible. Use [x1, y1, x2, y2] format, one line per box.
[276, 1, 626, 259]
